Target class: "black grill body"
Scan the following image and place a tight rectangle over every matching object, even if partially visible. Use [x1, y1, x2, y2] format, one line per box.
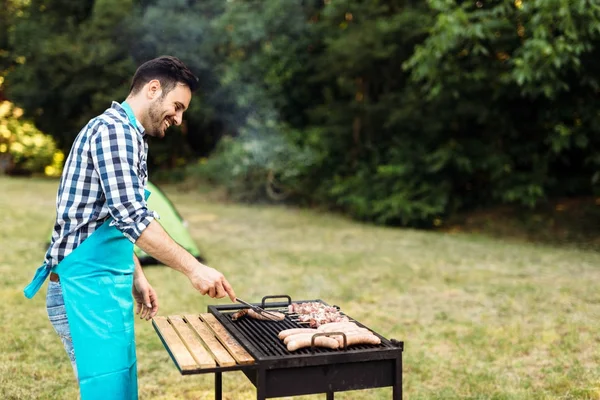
[207, 297, 404, 399]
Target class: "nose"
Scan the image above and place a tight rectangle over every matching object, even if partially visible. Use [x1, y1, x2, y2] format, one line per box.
[174, 112, 183, 126]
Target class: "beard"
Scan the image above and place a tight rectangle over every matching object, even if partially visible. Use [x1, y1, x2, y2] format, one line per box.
[146, 98, 168, 137]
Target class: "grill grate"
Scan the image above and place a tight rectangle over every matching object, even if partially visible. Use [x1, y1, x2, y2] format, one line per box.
[203, 299, 404, 400]
[210, 300, 395, 360]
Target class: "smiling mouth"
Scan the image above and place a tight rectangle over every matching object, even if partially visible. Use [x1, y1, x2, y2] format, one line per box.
[164, 119, 171, 131]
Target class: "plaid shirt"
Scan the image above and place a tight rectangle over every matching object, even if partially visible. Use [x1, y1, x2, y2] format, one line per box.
[44, 102, 157, 268]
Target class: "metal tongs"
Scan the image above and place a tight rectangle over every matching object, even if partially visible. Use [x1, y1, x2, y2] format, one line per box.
[235, 297, 282, 321]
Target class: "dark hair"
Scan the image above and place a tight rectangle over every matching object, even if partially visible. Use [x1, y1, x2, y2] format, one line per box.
[129, 55, 199, 95]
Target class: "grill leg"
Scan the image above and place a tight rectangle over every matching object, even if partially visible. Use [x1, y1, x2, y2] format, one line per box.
[326, 391, 334, 400]
[256, 369, 266, 400]
[393, 355, 402, 400]
[215, 372, 222, 400]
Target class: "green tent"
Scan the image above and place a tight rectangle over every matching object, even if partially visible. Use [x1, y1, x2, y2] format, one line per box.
[47, 181, 204, 266]
[136, 181, 204, 265]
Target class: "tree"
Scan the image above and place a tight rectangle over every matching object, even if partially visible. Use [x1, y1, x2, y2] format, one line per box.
[403, 0, 600, 208]
[5, 0, 137, 151]
[4, 0, 600, 227]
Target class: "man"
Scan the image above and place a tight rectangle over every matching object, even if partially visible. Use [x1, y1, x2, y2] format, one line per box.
[24, 56, 236, 400]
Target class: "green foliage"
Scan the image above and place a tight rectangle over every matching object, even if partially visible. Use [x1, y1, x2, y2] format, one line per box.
[2, 0, 600, 226]
[179, 0, 600, 225]
[180, 1, 325, 202]
[0, 101, 63, 176]
[402, 0, 600, 210]
[130, 0, 245, 171]
[192, 126, 318, 203]
[5, 0, 136, 150]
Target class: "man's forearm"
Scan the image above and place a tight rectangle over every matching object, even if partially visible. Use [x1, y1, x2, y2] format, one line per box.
[133, 254, 143, 277]
[135, 219, 236, 301]
[135, 219, 200, 276]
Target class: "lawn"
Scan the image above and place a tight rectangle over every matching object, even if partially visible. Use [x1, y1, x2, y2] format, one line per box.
[1, 176, 599, 399]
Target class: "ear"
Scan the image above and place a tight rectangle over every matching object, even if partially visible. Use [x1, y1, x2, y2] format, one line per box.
[145, 79, 162, 100]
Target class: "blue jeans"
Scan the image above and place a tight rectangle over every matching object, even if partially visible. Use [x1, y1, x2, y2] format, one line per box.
[46, 281, 78, 380]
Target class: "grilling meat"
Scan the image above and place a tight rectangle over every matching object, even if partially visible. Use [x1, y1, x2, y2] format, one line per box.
[283, 332, 316, 345]
[278, 328, 318, 340]
[288, 302, 339, 314]
[286, 335, 339, 352]
[289, 302, 349, 328]
[316, 322, 381, 347]
[317, 322, 359, 332]
[329, 331, 381, 348]
[231, 309, 248, 321]
[232, 308, 285, 321]
[279, 322, 381, 351]
[299, 314, 349, 328]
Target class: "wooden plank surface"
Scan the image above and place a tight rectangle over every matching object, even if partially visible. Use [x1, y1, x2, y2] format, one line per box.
[153, 317, 198, 372]
[200, 313, 255, 365]
[184, 314, 236, 367]
[168, 316, 216, 369]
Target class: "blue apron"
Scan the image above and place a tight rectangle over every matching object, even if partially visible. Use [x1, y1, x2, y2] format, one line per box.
[24, 102, 147, 399]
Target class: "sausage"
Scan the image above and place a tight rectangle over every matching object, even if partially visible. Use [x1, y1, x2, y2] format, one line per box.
[232, 308, 285, 321]
[286, 336, 339, 352]
[283, 329, 369, 345]
[317, 322, 359, 332]
[231, 309, 248, 321]
[283, 332, 326, 345]
[329, 331, 381, 348]
[248, 309, 285, 321]
[327, 327, 371, 336]
[278, 328, 318, 340]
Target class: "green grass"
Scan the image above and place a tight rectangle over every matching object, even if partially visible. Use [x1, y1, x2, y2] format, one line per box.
[1, 176, 600, 399]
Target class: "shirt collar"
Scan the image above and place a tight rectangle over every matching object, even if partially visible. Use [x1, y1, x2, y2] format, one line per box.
[110, 101, 146, 137]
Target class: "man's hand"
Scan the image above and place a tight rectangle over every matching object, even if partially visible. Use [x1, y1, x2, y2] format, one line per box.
[132, 273, 159, 320]
[187, 265, 236, 302]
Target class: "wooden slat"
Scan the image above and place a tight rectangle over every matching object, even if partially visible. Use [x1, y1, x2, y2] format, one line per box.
[152, 317, 198, 372]
[184, 315, 237, 367]
[168, 316, 216, 369]
[199, 313, 254, 365]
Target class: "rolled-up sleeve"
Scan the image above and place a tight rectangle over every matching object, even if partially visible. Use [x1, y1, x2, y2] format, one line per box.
[90, 122, 157, 243]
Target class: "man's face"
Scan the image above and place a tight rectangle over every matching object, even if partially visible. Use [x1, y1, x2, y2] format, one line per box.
[145, 83, 192, 138]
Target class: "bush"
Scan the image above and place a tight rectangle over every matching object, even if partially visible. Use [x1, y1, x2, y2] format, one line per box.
[0, 101, 63, 177]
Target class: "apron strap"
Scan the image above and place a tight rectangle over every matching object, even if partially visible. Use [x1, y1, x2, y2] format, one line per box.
[24, 263, 52, 299]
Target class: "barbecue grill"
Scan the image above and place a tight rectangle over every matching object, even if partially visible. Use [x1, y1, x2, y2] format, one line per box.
[153, 295, 404, 399]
